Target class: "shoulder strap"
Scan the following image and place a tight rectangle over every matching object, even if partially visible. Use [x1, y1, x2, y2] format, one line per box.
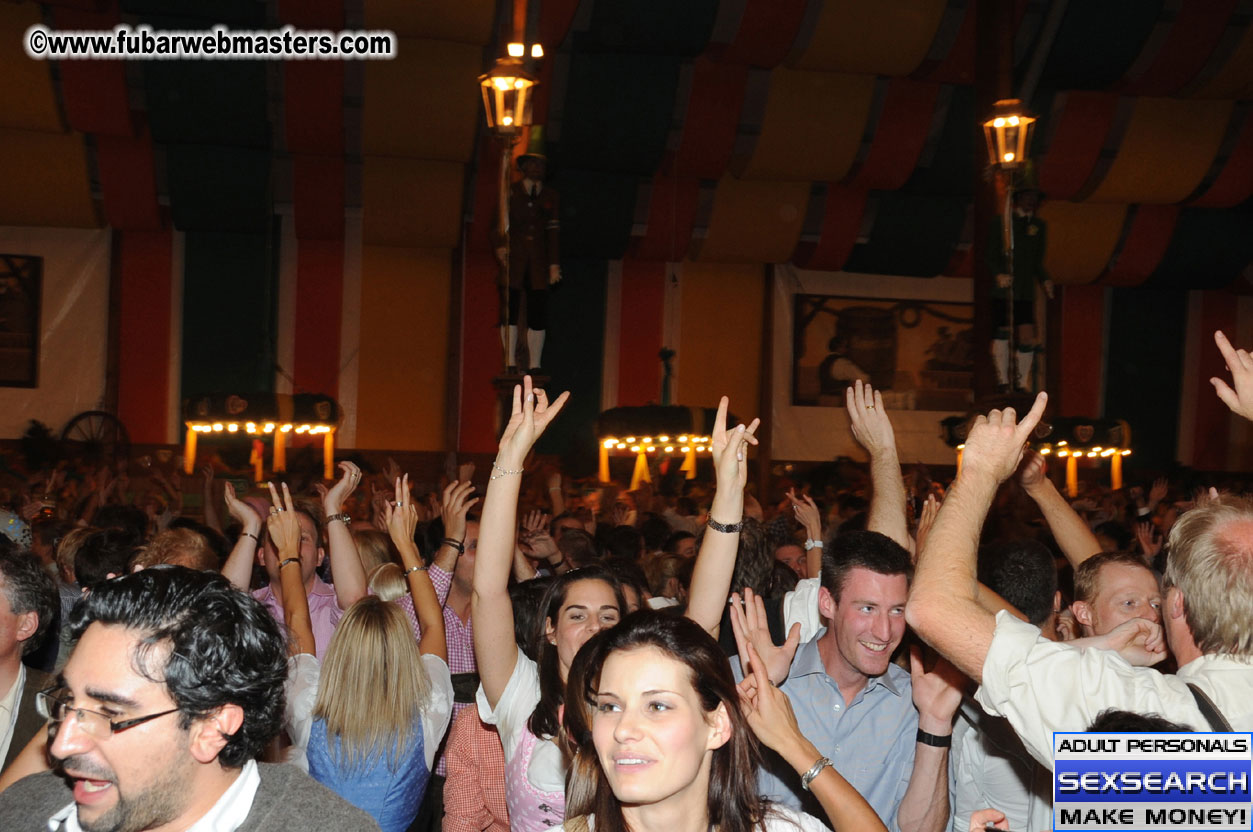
[1187, 682, 1234, 732]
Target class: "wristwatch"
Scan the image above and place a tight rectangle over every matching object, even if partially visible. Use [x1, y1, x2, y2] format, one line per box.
[706, 517, 744, 534]
[804, 538, 823, 551]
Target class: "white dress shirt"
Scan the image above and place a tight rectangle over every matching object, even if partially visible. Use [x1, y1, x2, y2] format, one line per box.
[975, 611, 1253, 769]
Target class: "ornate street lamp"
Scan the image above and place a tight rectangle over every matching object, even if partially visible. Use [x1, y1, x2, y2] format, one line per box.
[478, 55, 536, 138]
[981, 99, 1037, 392]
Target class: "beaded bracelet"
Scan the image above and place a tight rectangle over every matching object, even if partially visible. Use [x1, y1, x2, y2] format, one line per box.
[490, 461, 524, 481]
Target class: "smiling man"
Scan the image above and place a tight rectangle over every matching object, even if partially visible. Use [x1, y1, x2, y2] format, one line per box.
[751, 531, 958, 832]
[0, 566, 375, 832]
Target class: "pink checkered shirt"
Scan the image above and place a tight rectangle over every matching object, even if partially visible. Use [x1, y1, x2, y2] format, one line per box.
[393, 563, 475, 777]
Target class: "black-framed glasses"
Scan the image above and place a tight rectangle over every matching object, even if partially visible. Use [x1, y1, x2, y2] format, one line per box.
[36, 688, 180, 739]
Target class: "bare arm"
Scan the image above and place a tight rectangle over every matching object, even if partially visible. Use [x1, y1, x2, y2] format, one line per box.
[473, 377, 570, 708]
[434, 480, 479, 573]
[220, 482, 263, 591]
[388, 475, 447, 662]
[547, 470, 565, 516]
[847, 381, 909, 549]
[738, 641, 886, 832]
[200, 466, 223, 534]
[684, 397, 760, 635]
[907, 394, 1049, 683]
[322, 462, 367, 609]
[1019, 450, 1101, 568]
[895, 648, 964, 832]
[268, 482, 316, 657]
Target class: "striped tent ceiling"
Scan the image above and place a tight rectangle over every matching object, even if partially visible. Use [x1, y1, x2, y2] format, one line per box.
[2, 0, 1252, 288]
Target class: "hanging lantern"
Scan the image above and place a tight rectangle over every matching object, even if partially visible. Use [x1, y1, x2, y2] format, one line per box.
[478, 57, 536, 138]
[982, 99, 1037, 171]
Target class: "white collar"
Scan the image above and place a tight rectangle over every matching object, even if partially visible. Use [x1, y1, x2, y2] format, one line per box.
[49, 759, 261, 832]
[522, 178, 542, 194]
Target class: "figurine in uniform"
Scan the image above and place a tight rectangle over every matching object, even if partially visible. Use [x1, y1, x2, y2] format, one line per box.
[495, 147, 560, 374]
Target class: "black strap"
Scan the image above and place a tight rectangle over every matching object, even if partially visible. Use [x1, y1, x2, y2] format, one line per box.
[450, 672, 480, 705]
[1187, 683, 1233, 732]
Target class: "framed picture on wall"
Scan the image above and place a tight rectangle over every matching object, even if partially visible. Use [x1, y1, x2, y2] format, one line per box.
[792, 293, 974, 410]
[0, 255, 42, 388]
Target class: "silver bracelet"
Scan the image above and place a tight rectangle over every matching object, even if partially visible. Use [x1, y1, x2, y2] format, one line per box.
[404, 564, 428, 576]
[490, 461, 524, 481]
[800, 756, 832, 791]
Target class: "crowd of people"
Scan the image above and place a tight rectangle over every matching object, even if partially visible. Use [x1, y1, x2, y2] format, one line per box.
[0, 329, 1249, 831]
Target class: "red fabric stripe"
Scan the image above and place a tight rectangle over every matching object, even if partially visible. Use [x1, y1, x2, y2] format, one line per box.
[793, 185, 866, 271]
[292, 239, 344, 397]
[631, 172, 700, 262]
[673, 58, 748, 180]
[53, 5, 131, 136]
[1057, 284, 1104, 418]
[711, 0, 807, 68]
[916, 0, 1029, 84]
[460, 251, 504, 453]
[1189, 113, 1253, 208]
[944, 246, 973, 278]
[616, 260, 666, 406]
[1117, 0, 1237, 95]
[96, 129, 163, 231]
[115, 230, 172, 444]
[285, 61, 344, 155]
[465, 138, 503, 254]
[1193, 293, 1239, 471]
[277, 0, 342, 28]
[847, 79, 939, 190]
[1101, 205, 1178, 287]
[292, 155, 345, 240]
[1037, 92, 1118, 201]
[539, 0, 581, 52]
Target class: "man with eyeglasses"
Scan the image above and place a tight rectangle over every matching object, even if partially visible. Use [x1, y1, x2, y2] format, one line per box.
[0, 565, 375, 831]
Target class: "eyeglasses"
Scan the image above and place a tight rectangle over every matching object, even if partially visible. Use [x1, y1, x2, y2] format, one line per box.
[36, 689, 180, 739]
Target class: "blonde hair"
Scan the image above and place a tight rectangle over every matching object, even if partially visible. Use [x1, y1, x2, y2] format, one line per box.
[312, 596, 431, 769]
[131, 528, 218, 572]
[353, 529, 394, 574]
[368, 563, 407, 602]
[1165, 494, 1253, 657]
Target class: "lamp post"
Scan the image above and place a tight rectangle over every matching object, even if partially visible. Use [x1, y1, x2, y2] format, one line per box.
[981, 99, 1037, 392]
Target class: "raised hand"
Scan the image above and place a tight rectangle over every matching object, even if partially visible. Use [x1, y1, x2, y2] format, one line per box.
[265, 481, 302, 558]
[709, 396, 761, 493]
[729, 588, 800, 686]
[224, 482, 262, 531]
[1212, 330, 1253, 421]
[787, 489, 822, 540]
[384, 474, 420, 553]
[736, 639, 806, 757]
[845, 379, 897, 456]
[913, 494, 940, 557]
[1135, 522, 1162, 561]
[496, 376, 571, 470]
[1147, 477, 1168, 509]
[1017, 449, 1048, 492]
[440, 479, 479, 543]
[909, 645, 966, 734]
[959, 393, 1048, 486]
[323, 461, 362, 514]
[383, 456, 401, 486]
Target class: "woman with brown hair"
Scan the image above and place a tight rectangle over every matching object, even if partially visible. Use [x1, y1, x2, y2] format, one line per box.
[562, 611, 886, 832]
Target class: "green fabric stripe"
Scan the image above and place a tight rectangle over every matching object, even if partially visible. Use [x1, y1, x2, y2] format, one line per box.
[180, 230, 278, 400]
[1103, 287, 1185, 470]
